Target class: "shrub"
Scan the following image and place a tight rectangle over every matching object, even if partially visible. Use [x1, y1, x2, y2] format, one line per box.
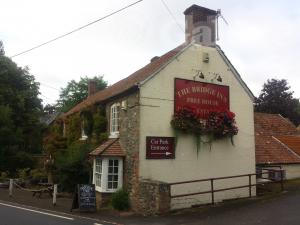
[0, 171, 8, 181]
[54, 142, 91, 192]
[111, 189, 129, 211]
[17, 168, 31, 180]
[30, 168, 47, 184]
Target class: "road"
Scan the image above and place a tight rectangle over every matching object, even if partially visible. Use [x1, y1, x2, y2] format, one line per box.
[0, 201, 116, 225]
[1, 191, 300, 225]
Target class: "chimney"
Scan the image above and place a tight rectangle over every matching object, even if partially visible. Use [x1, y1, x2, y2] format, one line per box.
[150, 56, 160, 63]
[184, 5, 217, 46]
[88, 80, 97, 96]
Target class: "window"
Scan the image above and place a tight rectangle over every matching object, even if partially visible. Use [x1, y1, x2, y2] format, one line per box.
[93, 157, 123, 192]
[63, 122, 66, 137]
[199, 35, 203, 43]
[95, 158, 102, 188]
[110, 103, 120, 138]
[107, 159, 119, 190]
[80, 119, 88, 140]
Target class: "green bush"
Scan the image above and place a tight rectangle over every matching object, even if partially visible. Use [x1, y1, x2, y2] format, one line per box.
[54, 142, 91, 192]
[17, 168, 31, 180]
[111, 189, 129, 211]
[0, 171, 8, 181]
[30, 168, 47, 184]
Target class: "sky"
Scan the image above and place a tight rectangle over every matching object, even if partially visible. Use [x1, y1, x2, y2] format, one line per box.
[1, 0, 300, 106]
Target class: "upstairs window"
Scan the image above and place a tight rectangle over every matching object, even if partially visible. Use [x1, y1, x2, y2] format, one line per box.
[110, 103, 120, 138]
[80, 119, 88, 140]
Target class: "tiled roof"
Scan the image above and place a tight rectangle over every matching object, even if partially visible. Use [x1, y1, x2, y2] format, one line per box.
[63, 43, 187, 117]
[275, 135, 300, 157]
[255, 113, 300, 164]
[89, 138, 125, 157]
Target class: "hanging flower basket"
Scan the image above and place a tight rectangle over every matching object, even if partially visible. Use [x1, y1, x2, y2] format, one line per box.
[171, 107, 238, 153]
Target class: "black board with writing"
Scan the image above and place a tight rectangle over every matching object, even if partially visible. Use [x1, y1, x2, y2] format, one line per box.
[71, 184, 96, 212]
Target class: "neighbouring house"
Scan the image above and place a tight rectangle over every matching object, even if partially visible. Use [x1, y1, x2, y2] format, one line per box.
[255, 112, 300, 180]
[60, 5, 256, 214]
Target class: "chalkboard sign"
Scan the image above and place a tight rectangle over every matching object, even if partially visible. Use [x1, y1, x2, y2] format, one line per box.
[71, 184, 96, 212]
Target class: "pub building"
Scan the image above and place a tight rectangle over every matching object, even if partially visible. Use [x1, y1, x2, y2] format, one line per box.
[63, 5, 256, 215]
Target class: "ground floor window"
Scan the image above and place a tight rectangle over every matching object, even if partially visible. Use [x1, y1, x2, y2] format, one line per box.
[93, 157, 123, 192]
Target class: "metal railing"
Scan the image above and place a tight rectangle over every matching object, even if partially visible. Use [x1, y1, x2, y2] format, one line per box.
[169, 169, 285, 204]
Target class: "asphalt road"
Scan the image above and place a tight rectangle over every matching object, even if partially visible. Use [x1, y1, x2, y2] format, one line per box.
[1, 191, 300, 225]
[0, 201, 116, 225]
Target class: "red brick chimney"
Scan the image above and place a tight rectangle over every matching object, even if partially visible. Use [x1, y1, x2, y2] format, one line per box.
[88, 80, 97, 96]
[184, 5, 217, 46]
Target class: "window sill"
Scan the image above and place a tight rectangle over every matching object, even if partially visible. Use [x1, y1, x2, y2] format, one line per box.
[95, 188, 118, 193]
[79, 135, 88, 141]
[109, 132, 119, 139]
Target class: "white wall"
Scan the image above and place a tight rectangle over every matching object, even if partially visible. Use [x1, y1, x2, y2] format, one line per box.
[282, 164, 300, 180]
[139, 44, 256, 209]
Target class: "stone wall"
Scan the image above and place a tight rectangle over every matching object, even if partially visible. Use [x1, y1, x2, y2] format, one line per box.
[105, 92, 140, 209]
[95, 192, 112, 209]
[137, 179, 171, 215]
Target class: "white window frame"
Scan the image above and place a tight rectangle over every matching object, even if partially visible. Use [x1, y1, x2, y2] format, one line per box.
[109, 103, 120, 138]
[93, 157, 123, 193]
[94, 158, 102, 190]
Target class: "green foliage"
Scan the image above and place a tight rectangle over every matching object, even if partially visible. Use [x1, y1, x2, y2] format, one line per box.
[81, 110, 94, 136]
[0, 41, 4, 55]
[67, 114, 81, 144]
[0, 171, 8, 180]
[0, 45, 43, 174]
[54, 142, 91, 192]
[17, 168, 31, 180]
[93, 109, 107, 136]
[57, 76, 107, 112]
[111, 189, 130, 211]
[30, 168, 47, 184]
[255, 79, 300, 125]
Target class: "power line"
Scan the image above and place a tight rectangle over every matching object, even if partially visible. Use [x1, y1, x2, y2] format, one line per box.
[39, 82, 61, 91]
[40, 94, 56, 102]
[160, 0, 184, 33]
[10, 0, 143, 58]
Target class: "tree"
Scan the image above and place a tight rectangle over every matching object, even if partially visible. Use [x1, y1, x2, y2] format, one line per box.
[0, 41, 4, 56]
[43, 104, 57, 115]
[56, 76, 107, 112]
[255, 79, 300, 125]
[0, 42, 43, 173]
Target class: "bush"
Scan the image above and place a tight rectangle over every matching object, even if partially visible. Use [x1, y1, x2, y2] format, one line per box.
[111, 189, 129, 211]
[54, 142, 91, 192]
[30, 169, 47, 184]
[0, 171, 8, 181]
[17, 168, 31, 180]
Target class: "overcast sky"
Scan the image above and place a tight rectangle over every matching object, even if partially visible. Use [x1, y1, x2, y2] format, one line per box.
[1, 0, 300, 105]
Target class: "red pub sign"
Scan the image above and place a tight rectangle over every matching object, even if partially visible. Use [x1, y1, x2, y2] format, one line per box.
[146, 137, 175, 159]
[174, 78, 229, 119]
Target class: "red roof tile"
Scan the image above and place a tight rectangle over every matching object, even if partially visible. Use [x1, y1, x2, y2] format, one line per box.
[275, 135, 300, 157]
[63, 43, 187, 117]
[255, 113, 300, 164]
[89, 138, 125, 157]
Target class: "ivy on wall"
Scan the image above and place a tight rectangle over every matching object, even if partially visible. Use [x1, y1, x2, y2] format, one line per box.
[43, 105, 108, 188]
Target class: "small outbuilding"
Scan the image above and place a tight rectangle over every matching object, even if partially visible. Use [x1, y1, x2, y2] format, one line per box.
[255, 112, 300, 180]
